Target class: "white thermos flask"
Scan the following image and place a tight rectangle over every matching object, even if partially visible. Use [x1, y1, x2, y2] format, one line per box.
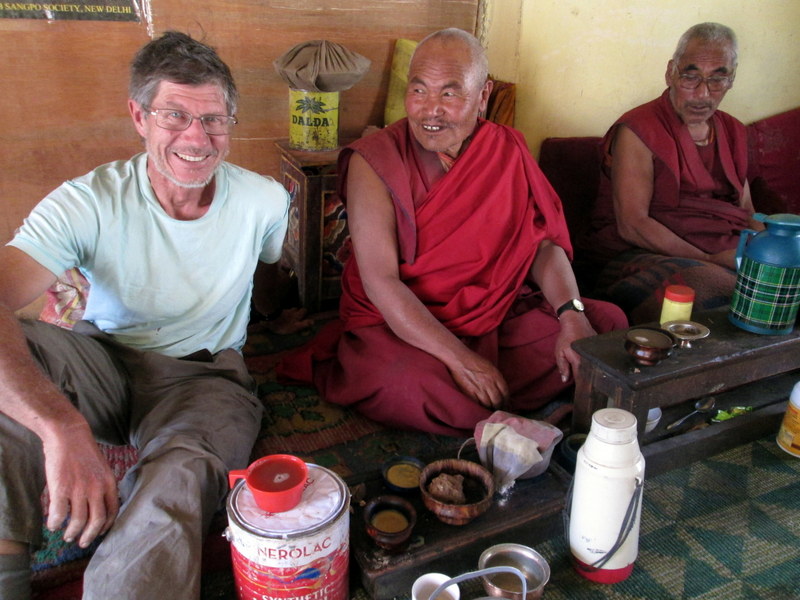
[568, 408, 645, 583]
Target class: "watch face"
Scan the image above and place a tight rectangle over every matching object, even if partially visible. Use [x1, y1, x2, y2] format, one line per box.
[574, 299, 585, 311]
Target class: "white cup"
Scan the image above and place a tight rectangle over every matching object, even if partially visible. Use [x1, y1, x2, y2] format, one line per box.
[411, 572, 460, 600]
[645, 407, 662, 433]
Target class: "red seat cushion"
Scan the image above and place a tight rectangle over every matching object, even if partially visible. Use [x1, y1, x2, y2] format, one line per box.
[747, 107, 800, 215]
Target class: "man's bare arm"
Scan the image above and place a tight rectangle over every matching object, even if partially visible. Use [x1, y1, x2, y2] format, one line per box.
[0, 246, 118, 547]
[611, 125, 737, 268]
[528, 240, 596, 382]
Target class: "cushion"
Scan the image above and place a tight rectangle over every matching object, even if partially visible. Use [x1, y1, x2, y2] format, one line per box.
[384, 39, 417, 126]
[747, 107, 800, 215]
[485, 78, 516, 127]
[538, 136, 602, 243]
[538, 136, 603, 293]
[38, 268, 90, 330]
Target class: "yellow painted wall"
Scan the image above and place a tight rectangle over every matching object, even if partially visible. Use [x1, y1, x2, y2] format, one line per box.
[482, 0, 800, 156]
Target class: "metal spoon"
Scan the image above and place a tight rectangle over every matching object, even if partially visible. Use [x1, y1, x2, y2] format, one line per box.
[666, 397, 716, 431]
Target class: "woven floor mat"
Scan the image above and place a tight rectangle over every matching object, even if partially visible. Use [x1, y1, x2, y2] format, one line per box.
[203, 435, 800, 600]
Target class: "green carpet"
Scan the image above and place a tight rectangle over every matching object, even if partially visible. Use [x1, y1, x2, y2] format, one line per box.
[202, 435, 800, 600]
[474, 436, 799, 600]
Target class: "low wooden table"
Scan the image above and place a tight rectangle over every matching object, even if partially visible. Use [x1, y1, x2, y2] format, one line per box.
[347, 308, 800, 600]
[347, 461, 570, 600]
[571, 306, 800, 438]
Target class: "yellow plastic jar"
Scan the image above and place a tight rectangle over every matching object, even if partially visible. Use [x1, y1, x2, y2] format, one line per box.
[659, 285, 695, 325]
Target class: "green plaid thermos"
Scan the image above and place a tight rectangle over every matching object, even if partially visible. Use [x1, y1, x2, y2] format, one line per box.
[729, 213, 800, 335]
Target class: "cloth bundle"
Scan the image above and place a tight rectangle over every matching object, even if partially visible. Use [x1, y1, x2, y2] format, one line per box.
[274, 39, 371, 92]
[474, 411, 563, 494]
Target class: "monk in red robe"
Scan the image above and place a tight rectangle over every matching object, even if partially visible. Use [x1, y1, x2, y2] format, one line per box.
[582, 22, 762, 323]
[279, 28, 626, 436]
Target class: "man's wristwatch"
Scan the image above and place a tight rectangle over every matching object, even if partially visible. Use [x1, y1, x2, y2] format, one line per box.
[556, 298, 585, 318]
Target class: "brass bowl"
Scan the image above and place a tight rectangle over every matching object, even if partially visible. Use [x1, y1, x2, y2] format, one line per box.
[624, 327, 675, 366]
[419, 459, 494, 526]
[662, 320, 710, 348]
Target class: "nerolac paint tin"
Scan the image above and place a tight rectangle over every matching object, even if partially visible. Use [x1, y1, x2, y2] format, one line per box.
[225, 463, 350, 600]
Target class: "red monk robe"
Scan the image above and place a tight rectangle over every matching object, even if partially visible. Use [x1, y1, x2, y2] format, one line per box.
[585, 89, 751, 262]
[579, 90, 752, 323]
[279, 119, 626, 437]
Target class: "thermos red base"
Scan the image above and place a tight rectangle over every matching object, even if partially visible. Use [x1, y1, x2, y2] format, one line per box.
[572, 557, 634, 584]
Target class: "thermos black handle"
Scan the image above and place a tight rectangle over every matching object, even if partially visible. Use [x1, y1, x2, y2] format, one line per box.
[565, 476, 644, 573]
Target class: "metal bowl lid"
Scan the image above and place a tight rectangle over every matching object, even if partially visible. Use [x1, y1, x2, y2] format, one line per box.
[625, 327, 674, 349]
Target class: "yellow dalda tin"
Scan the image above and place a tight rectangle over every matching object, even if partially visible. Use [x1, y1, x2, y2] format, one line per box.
[289, 89, 339, 151]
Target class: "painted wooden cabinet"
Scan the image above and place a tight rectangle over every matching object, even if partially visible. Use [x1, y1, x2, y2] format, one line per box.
[276, 140, 351, 312]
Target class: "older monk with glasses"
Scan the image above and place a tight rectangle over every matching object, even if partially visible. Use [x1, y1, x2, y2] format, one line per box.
[583, 22, 763, 324]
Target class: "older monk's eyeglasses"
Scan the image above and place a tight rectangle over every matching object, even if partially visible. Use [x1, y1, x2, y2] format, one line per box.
[146, 108, 238, 135]
[677, 73, 732, 92]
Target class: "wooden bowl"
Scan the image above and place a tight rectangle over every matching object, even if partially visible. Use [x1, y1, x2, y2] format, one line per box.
[363, 495, 417, 552]
[419, 459, 494, 526]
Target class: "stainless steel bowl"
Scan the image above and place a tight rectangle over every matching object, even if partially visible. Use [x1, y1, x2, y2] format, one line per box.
[478, 543, 550, 600]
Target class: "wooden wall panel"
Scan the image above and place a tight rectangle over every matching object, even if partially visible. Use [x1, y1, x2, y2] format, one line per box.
[1, 1, 479, 243]
[1, 19, 148, 243]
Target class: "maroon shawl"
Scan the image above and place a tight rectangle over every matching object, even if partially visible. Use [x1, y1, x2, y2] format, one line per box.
[336, 118, 572, 337]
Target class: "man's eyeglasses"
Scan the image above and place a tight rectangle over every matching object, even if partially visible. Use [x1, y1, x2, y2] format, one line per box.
[677, 73, 732, 92]
[146, 108, 238, 135]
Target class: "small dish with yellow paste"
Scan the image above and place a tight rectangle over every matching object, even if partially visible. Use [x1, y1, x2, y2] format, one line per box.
[382, 456, 425, 493]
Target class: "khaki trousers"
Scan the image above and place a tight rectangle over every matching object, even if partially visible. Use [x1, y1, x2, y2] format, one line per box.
[0, 320, 262, 600]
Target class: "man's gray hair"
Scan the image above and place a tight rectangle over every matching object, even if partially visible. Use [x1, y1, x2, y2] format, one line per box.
[414, 28, 489, 90]
[130, 31, 238, 115]
[672, 22, 738, 72]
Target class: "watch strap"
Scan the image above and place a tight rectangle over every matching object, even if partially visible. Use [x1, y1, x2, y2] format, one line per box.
[556, 298, 584, 317]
